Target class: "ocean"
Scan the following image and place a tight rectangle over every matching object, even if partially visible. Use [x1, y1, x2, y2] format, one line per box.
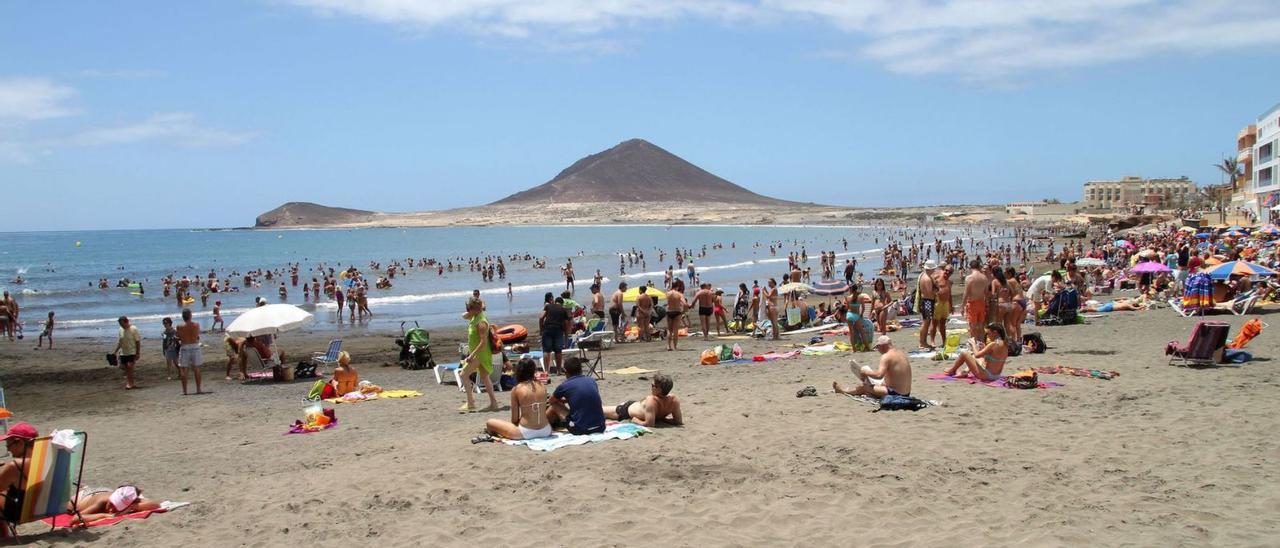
[0, 225, 954, 339]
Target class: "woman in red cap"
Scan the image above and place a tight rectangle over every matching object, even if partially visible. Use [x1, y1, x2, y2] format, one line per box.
[0, 422, 38, 520]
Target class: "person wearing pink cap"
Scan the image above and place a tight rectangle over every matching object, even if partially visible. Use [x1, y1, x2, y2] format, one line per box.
[0, 422, 39, 518]
[68, 484, 160, 526]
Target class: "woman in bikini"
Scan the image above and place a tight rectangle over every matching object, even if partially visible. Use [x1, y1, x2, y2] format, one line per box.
[944, 323, 1009, 381]
[665, 279, 687, 351]
[844, 285, 868, 350]
[762, 278, 780, 340]
[484, 358, 552, 440]
[1004, 266, 1026, 343]
[870, 278, 894, 335]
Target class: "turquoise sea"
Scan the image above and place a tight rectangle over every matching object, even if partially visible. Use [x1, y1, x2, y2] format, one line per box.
[0, 225, 948, 339]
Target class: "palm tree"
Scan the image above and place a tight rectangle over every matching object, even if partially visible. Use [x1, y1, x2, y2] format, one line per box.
[1214, 157, 1242, 223]
[1215, 158, 1241, 191]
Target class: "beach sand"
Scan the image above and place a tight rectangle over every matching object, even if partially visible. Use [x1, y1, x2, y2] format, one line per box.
[1, 304, 1277, 546]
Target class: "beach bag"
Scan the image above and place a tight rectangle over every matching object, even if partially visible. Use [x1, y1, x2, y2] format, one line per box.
[718, 344, 734, 361]
[877, 394, 928, 411]
[1005, 369, 1039, 389]
[1008, 340, 1023, 357]
[699, 348, 719, 365]
[786, 307, 801, 326]
[1022, 332, 1046, 354]
[306, 379, 326, 401]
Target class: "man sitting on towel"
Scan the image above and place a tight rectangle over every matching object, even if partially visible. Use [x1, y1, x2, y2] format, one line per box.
[601, 373, 684, 427]
[547, 357, 605, 435]
[832, 335, 911, 398]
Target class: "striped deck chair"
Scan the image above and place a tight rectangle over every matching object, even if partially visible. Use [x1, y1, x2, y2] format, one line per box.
[4, 431, 88, 537]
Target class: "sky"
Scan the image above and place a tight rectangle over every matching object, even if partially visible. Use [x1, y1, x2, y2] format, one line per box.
[2, 0, 1279, 231]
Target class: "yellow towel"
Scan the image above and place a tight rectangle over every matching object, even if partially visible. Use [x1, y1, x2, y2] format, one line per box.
[379, 390, 422, 399]
[607, 367, 657, 375]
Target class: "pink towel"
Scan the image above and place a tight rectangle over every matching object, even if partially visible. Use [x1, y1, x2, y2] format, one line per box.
[926, 373, 1062, 389]
[751, 350, 800, 362]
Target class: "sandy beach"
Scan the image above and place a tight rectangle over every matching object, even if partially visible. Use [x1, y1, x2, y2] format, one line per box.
[2, 297, 1276, 547]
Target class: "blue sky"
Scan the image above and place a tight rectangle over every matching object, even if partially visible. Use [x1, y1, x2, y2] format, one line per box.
[2, 0, 1278, 230]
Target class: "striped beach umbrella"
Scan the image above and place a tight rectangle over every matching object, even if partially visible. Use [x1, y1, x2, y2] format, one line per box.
[1205, 261, 1278, 280]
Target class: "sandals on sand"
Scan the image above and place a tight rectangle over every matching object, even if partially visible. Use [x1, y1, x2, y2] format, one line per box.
[795, 386, 818, 398]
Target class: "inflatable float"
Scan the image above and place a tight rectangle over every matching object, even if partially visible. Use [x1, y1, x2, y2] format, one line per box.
[494, 324, 528, 343]
[181, 297, 195, 305]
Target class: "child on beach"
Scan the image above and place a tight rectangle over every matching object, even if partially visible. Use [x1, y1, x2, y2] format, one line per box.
[34, 311, 54, 350]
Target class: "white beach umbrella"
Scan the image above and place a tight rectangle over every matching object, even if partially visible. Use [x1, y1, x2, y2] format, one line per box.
[225, 304, 314, 337]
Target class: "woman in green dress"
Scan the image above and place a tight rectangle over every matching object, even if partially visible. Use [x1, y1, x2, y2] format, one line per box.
[460, 297, 500, 413]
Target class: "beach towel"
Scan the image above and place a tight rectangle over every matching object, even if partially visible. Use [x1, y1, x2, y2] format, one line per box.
[907, 350, 939, 360]
[498, 423, 649, 452]
[325, 389, 422, 403]
[1223, 349, 1253, 363]
[752, 350, 800, 362]
[801, 343, 837, 356]
[1031, 366, 1118, 380]
[1227, 318, 1263, 349]
[607, 367, 656, 375]
[1182, 272, 1214, 311]
[926, 373, 1062, 389]
[43, 501, 190, 528]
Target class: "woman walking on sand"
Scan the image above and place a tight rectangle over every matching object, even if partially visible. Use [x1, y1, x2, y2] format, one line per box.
[460, 297, 500, 413]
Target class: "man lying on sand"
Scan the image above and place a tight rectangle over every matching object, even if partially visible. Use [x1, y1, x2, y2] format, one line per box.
[832, 335, 911, 398]
[1080, 298, 1148, 313]
[601, 373, 683, 427]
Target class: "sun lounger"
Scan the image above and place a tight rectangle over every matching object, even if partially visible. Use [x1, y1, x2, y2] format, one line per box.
[1166, 321, 1231, 367]
[434, 354, 505, 393]
[310, 339, 342, 368]
[1213, 291, 1258, 316]
[3, 431, 88, 539]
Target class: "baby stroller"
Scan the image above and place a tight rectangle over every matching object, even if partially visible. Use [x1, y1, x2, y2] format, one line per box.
[396, 321, 435, 370]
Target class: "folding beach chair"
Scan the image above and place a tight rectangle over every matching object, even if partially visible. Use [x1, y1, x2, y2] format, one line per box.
[0, 385, 8, 432]
[1165, 321, 1231, 367]
[310, 339, 342, 368]
[3, 432, 88, 538]
[435, 354, 505, 393]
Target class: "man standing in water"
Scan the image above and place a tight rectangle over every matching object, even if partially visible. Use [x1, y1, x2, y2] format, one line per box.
[564, 260, 575, 295]
[176, 308, 204, 395]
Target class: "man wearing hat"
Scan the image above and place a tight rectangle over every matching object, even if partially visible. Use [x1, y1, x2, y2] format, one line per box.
[917, 260, 939, 351]
[0, 422, 38, 517]
[832, 336, 912, 399]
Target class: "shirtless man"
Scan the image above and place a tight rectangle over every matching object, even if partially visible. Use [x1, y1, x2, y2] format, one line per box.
[636, 286, 654, 342]
[176, 308, 204, 395]
[693, 283, 715, 341]
[916, 260, 938, 350]
[832, 336, 911, 399]
[962, 259, 990, 343]
[211, 301, 224, 332]
[589, 283, 606, 324]
[665, 280, 687, 351]
[609, 282, 626, 343]
[602, 373, 684, 427]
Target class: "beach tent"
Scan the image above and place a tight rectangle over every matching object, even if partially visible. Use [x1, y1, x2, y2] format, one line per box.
[226, 304, 314, 337]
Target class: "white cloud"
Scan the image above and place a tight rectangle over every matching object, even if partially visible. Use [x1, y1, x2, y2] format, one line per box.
[0, 77, 77, 121]
[72, 113, 258, 147]
[286, 0, 1280, 81]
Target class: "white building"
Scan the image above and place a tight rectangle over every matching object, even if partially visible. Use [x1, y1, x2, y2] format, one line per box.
[1253, 102, 1280, 219]
[1083, 176, 1195, 211]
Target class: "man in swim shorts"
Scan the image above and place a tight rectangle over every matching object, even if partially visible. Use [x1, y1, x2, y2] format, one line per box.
[917, 260, 937, 350]
[176, 308, 204, 395]
[602, 373, 683, 427]
[112, 316, 141, 390]
[832, 336, 911, 399]
[963, 259, 989, 344]
[694, 283, 714, 341]
[539, 293, 570, 374]
[609, 282, 626, 343]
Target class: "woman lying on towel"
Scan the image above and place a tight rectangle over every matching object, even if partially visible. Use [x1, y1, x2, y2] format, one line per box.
[1080, 298, 1147, 313]
[69, 484, 160, 526]
[485, 358, 552, 440]
[943, 323, 1008, 382]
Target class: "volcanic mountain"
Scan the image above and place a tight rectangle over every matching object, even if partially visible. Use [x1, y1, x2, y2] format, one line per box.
[492, 139, 793, 205]
[255, 202, 374, 228]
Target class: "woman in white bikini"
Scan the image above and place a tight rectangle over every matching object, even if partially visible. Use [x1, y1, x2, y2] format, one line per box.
[484, 358, 552, 440]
